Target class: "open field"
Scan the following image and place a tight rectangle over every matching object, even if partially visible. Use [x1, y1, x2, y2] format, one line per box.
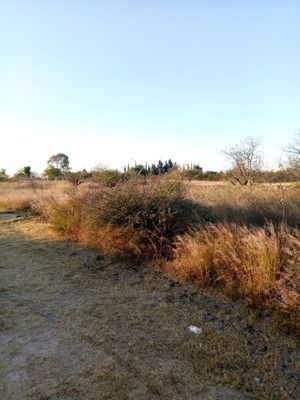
[185, 180, 300, 226]
[1, 179, 299, 225]
[0, 180, 71, 213]
[0, 179, 300, 336]
[1, 215, 300, 399]
[0, 179, 300, 398]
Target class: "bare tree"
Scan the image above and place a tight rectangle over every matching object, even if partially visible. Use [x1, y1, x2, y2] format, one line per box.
[222, 136, 263, 186]
[284, 133, 300, 170]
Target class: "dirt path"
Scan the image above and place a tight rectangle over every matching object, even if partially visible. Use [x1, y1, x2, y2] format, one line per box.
[0, 216, 299, 399]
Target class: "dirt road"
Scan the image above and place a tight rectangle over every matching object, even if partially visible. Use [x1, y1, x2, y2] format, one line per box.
[0, 214, 299, 399]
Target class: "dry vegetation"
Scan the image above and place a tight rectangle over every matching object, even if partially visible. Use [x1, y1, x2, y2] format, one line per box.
[1, 178, 300, 337]
[165, 223, 300, 333]
[186, 180, 300, 226]
[1, 216, 300, 399]
[0, 180, 70, 213]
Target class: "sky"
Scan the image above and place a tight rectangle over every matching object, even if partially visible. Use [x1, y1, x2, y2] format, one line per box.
[1, 0, 300, 175]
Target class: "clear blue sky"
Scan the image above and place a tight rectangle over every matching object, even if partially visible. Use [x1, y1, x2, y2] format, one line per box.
[1, 0, 299, 174]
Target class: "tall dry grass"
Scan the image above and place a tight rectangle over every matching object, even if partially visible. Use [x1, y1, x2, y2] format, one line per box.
[186, 181, 300, 227]
[166, 223, 300, 335]
[0, 180, 71, 213]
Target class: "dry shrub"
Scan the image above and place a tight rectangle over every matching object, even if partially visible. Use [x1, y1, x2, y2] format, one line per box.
[166, 223, 300, 335]
[90, 169, 125, 187]
[47, 178, 211, 259]
[45, 196, 83, 238]
[83, 178, 212, 259]
[80, 224, 143, 259]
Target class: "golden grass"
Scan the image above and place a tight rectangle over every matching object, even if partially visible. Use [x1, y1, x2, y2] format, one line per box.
[186, 181, 300, 226]
[166, 223, 300, 335]
[166, 224, 279, 298]
[0, 180, 71, 213]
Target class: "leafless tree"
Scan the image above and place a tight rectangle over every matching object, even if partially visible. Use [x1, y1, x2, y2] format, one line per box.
[284, 133, 300, 170]
[222, 136, 263, 186]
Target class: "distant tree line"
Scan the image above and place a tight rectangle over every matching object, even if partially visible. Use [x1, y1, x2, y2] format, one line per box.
[1, 134, 300, 184]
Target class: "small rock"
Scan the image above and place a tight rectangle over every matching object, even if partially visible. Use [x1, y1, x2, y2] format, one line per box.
[189, 325, 203, 334]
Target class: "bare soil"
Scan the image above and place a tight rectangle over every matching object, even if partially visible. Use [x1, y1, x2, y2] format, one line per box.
[0, 215, 299, 399]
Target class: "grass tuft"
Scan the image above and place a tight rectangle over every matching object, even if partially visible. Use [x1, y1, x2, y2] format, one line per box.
[165, 223, 300, 335]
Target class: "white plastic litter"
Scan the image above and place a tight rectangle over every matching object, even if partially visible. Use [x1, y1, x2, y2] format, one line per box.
[189, 325, 203, 334]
